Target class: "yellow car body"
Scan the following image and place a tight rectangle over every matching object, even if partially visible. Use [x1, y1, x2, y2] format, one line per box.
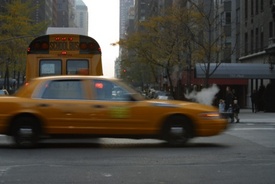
[0, 76, 228, 148]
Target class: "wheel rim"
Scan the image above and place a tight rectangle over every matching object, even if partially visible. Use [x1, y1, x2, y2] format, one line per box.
[14, 125, 37, 148]
[167, 124, 188, 145]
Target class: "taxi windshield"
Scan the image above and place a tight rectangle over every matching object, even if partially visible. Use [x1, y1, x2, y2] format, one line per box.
[115, 80, 145, 100]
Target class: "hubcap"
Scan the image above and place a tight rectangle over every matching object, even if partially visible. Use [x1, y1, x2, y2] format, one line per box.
[19, 128, 33, 137]
[170, 127, 184, 136]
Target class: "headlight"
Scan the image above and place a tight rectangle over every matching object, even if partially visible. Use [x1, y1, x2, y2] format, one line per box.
[199, 112, 221, 119]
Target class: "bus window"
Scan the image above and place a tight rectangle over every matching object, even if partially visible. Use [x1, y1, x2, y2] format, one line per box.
[67, 59, 89, 75]
[39, 59, 62, 77]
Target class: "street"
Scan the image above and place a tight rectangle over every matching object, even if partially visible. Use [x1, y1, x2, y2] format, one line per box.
[0, 121, 275, 184]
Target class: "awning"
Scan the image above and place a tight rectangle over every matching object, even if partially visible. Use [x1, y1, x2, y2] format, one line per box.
[194, 63, 275, 79]
[190, 78, 248, 85]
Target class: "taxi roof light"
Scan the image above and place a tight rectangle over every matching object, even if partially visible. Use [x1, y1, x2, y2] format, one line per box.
[95, 83, 104, 89]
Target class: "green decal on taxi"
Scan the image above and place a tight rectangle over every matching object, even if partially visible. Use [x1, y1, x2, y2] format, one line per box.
[109, 106, 130, 118]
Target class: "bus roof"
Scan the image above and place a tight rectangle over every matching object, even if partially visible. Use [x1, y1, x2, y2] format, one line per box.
[46, 27, 87, 35]
[27, 34, 101, 54]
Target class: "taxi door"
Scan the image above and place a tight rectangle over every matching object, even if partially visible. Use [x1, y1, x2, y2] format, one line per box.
[88, 79, 154, 135]
[37, 79, 95, 134]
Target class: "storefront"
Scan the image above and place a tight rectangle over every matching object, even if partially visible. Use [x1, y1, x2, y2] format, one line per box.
[194, 63, 275, 109]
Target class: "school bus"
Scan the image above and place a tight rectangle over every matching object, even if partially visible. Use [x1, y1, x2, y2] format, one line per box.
[26, 34, 103, 82]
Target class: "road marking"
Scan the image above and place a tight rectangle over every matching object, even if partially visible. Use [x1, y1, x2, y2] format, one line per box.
[232, 128, 275, 131]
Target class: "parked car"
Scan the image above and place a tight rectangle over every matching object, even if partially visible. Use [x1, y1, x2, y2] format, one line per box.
[0, 75, 228, 148]
[0, 89, 9, 95]
[154, 90, 174, 100]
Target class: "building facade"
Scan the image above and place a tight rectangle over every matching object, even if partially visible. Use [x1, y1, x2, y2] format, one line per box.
[28, 0, 88, 34]
[239, 0, 275, 111]
[118, 0, 275, 109]
[239, 0, 273, 64]
[75, 0, 89, 35]
[116, 0, 135, 77]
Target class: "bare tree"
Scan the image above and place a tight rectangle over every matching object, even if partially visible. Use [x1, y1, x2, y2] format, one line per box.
[119, 1, 238, 98]
[0, 0, 47, 90]
[119, 6, 193, 98]
[186, 0, 237, 87]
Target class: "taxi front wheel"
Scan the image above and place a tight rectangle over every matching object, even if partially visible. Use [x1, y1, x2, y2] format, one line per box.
[11, 117, 40, 148]
[163, 116, 192, 146]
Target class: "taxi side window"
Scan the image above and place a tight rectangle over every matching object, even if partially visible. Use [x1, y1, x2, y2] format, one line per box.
[42, 80, 85, 100]
[93, 80, 129, 101]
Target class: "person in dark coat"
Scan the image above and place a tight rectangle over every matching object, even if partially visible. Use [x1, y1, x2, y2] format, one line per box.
[257, 85, 265, 111]
[224, 86, 234, 112]
[250, 89, 258, 113]
[232, 98, 240, 123]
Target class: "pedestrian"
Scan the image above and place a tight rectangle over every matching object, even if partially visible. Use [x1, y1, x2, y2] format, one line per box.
[219, 99, 225, 113]
[257, 85, 265, 111]
[232, 98, 240, 123]
[250, 89, 258, 113]
[224, 86, 234, 113]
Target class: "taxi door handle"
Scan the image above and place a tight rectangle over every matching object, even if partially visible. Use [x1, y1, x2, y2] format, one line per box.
[38, 103, 49, 107]
[93, 104, 105, 108]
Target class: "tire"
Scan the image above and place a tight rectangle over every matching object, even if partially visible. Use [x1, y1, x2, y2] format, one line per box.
[11, 117, 40, 148]
[163, 116, 191, 146]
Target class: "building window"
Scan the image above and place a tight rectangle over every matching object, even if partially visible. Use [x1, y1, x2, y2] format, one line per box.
[245, 32, 248, 54]
[251, 30, 254, 53]
[256, 0, 259, 14]
[236, 8, 240, 24]
[236, 33, 240, 57]
[255, 28, 259, 52]
[221, 12, 224, 25]
[139, 16, 145, 21]
[260, 27, 264, 51]
[251, 0, 254, 16]
[270, 22, 273, 38]
[245, 0, 248, 19]
[261, 0, 264, 12]
[225, 12, 231, 24]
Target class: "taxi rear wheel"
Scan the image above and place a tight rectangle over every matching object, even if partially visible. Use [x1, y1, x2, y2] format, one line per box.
[11, 117, 40, 148]
[163, 116, 191, 146]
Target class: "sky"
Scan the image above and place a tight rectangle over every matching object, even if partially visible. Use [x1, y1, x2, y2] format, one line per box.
[82, 0, 119, 77]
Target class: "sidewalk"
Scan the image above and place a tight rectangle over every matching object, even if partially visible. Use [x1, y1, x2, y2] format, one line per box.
[238, 109, 275, 123]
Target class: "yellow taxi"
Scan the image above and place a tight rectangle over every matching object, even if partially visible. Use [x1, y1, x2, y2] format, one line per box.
[0, 76, 228, 148]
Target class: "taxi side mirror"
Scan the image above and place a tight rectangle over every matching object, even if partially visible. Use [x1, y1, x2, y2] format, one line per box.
[124, 93, 138, 102]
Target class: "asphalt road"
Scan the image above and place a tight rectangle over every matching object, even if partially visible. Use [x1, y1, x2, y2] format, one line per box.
[0, 122, 275, 184]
